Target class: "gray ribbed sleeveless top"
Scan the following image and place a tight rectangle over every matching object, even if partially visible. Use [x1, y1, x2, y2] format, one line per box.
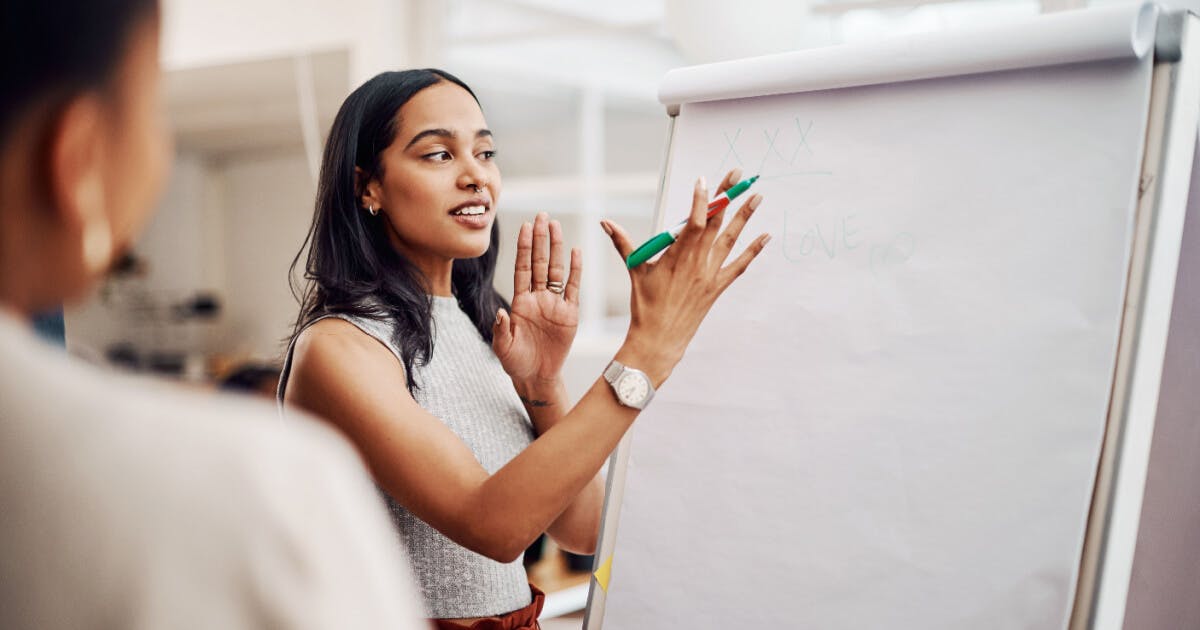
[278, 296, 536, 618]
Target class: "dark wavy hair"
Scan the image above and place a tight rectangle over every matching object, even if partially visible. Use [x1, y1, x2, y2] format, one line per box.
[289, 69, 507, 391]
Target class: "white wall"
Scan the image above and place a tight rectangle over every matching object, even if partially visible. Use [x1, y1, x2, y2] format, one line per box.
[215, 151, 316, 362]
[136, 152, 222, 293]
[161, 0, 414, 81]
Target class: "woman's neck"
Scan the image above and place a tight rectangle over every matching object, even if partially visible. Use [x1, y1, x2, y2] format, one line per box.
[400, 249, 454, 297]
[381, 224, 455, 297]
[422, 263, 454, 297]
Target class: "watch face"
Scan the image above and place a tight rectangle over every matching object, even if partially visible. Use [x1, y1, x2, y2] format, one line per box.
[616, 372, 650, 405]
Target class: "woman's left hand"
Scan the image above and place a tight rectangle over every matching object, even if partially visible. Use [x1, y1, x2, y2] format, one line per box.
[493, 212, 582, 387]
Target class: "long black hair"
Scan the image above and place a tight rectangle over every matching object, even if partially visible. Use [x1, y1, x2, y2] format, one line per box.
[289, 69, 508, 391]
[0, 0, 158, 145]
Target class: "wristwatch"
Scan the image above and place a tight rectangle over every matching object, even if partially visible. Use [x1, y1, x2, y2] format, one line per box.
[603, 360, 655, 410]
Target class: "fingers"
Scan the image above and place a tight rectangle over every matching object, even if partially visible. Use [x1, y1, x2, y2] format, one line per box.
[716, 233, 771, 290]
[699, 205, 727, 252]
[716, 167, 742, 196]
[711, 193, 763, 267]
[690, 168, 742, 255]
[548, 219, 566, 285]
[670, 176, 710, 255]
[531, 212, 550, 289]
[513, 213, 574, 298]
[564, 248, 582, 304]
[491, 308, 514, 354]
[513, 221, 533, 294]
[600, 219, 635, 261]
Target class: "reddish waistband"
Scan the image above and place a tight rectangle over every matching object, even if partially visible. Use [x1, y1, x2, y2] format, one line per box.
[431, 584, 546, 630]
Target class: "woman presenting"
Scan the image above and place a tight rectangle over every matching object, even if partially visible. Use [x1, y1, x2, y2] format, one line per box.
[280, 68, 768, 629]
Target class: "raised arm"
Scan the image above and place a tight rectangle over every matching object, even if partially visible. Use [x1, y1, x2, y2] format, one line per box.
[498, 168, 750, 554]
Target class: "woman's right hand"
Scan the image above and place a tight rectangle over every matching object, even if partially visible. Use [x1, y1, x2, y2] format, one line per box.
[601, 168, 769, 386]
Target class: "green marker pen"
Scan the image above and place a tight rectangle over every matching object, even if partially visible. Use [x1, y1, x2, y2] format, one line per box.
[625, 175, 759, 268]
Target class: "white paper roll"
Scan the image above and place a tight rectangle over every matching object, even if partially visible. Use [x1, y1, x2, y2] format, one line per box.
[658, 2, 1159, 106]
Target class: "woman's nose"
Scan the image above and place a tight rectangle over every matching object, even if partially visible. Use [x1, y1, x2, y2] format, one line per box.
[459, 160, 490, 191]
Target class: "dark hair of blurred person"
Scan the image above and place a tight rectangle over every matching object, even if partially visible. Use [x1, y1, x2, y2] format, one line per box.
[0, 1, 426, 628]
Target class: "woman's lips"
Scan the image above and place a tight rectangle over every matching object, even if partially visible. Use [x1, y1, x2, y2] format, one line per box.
[449, 208, 491, 229]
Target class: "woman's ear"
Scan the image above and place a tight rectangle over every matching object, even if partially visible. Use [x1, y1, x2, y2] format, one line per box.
[355, 166, 382, 212]
[47, 95, 112, 273]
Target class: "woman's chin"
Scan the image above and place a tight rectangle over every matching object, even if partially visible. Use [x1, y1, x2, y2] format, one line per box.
[450, 240, 492, 261]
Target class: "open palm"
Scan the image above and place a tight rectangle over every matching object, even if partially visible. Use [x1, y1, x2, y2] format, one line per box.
[493, 213, 582, 384]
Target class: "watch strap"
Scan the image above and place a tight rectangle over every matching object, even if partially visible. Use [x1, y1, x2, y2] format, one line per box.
[603, 359, 626, 385]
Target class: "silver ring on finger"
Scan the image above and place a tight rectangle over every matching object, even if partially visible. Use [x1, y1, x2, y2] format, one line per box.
[546, 280, 565, 295]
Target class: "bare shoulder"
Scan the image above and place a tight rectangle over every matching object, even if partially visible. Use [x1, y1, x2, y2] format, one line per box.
[292, 318, 401, 377]
[286, 317, 413, 424]
[296, 317, 389, 356]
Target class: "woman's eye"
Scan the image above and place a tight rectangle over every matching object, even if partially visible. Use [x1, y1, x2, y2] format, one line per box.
[423, 151, 452, 162]
[479, 150, 497, 161]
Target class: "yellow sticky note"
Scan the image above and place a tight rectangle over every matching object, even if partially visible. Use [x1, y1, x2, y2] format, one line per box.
[594, 555, 613, 592]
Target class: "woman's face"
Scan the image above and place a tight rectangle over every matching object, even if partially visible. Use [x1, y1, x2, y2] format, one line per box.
[366, 81, 501, 266]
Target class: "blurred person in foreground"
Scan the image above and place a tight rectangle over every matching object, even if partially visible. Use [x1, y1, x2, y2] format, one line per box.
[0, 1, 428, 627]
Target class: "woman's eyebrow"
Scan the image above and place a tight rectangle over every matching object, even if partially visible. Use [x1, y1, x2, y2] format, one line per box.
[405, 128, 453, 149]
[405, 128, 493, 150]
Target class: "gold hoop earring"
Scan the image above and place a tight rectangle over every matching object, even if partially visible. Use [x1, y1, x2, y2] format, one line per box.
[82, 213, 113, 274]
[79, 174, 112, 274]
